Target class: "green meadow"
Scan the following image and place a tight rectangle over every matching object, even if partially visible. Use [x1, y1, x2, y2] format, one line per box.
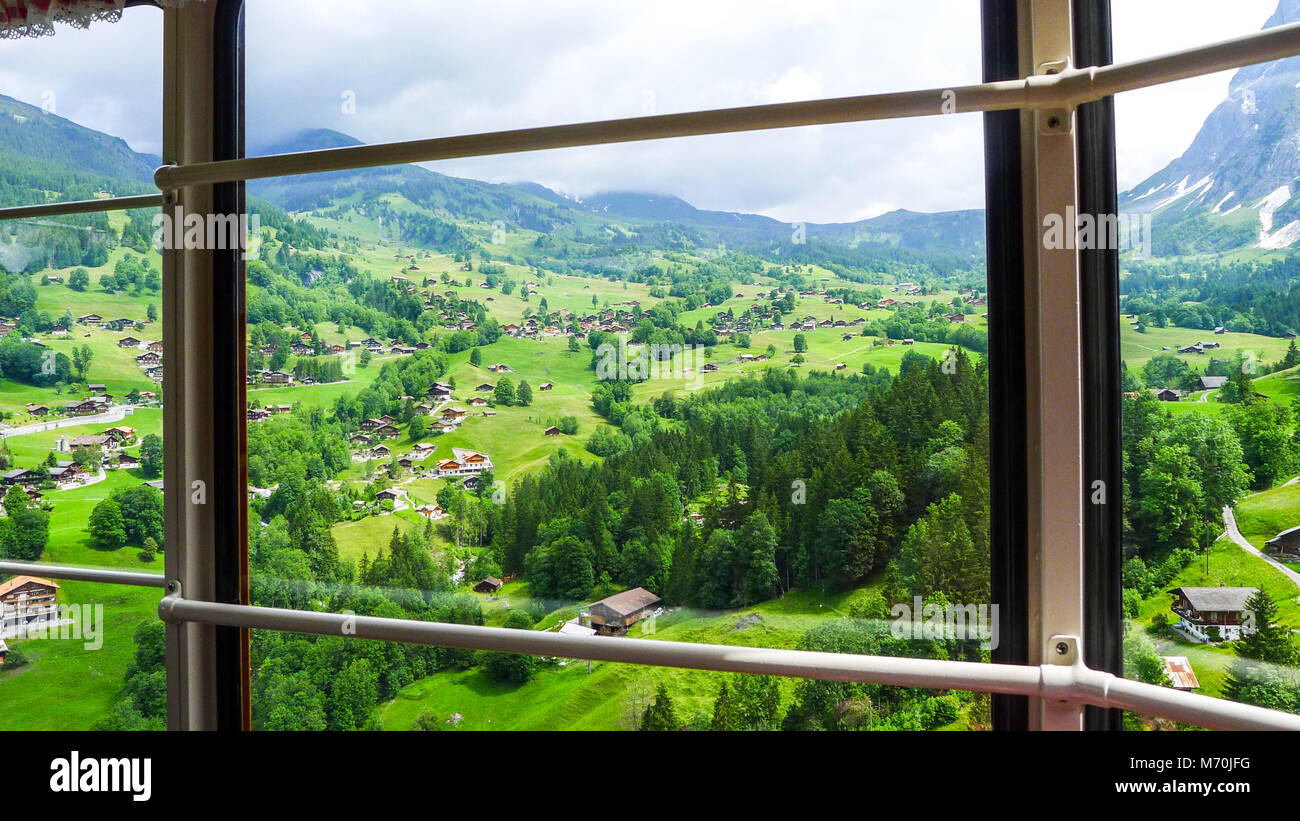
[376, 579, 980, 731]
[2, 408, 161, 467]
[1130, 535, 1300, 699]
[1120, 320, 1292, 371]
[0, 469, 165, 729]
[1234, 480, 1300, 545]
[1254, 364, 1300, 404]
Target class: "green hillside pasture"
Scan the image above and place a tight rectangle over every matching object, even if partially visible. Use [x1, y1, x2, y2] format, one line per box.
[676, 288, 982, 333]
[1129, 533, 1300, 698]
[1234, 481, 1300, 544]
[2, 407, 161, 468]
[1254, 364, 1300, 404]
[0, 468, 166, 729]
[377, 583, 949, 731]
[1146, 363, 1300, 418]
[342, 401, 595, 488]
[0, 579, 163, 729]
[1120, 322, 1291, 371]
[296, 208, 665, 325]
[1135, 537, 1300, 636]
[247, 357, 392, 409]
[1, 327, 159, 418]
[331, 511, 420, 566]
[305, 320, 377, 347]
[35, 277, 159, 324]
[630, 329, 957, 400]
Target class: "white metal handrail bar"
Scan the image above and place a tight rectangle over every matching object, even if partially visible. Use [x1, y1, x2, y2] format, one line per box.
[0, 560, 167, 588]
[150, 21, 1300, 191]
[10, 558, 1297, 731]
[158, 593, 1300, 731]
[0, 193, 163, 222]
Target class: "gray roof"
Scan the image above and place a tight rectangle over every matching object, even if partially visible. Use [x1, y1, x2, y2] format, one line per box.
[592, 587, 661, 616]
[1267, 524, 1300, 543]
[1199, 376, 1228, 389]
[1173, 586, 1258, 613]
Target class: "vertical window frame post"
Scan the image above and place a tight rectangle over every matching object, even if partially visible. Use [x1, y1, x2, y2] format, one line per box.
[1021, 0, 1087, 731]
[161, 0, 222, 731]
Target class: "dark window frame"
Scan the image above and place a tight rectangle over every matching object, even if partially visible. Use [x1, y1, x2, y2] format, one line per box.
[1073, 0, 1124, 732]
[981, 0, 1030, 732]
[212, 0, 249, 731]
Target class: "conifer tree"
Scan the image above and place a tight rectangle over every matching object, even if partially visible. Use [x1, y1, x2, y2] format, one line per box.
[639, 683, 678, 731]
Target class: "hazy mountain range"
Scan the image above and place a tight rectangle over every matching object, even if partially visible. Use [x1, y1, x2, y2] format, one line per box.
[7, 0, 1300, 260]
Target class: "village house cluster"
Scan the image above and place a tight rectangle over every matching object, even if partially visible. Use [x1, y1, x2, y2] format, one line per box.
[1, 425, 140, 504]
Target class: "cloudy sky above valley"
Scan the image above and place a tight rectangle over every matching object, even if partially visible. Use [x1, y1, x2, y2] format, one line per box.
[0, 0, 1283, 222]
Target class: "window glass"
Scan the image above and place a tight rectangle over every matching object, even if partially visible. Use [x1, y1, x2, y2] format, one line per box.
[0, 7, 165, 730]
[0, 579, 165, 730]
[0, 206, 167, 730]
[1115, 0, 1300, 726]
[244, 0, 993, 731]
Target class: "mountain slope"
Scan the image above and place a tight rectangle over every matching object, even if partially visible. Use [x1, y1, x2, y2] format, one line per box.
[1121, 0, 1300, 253]
[0, 97, 986, 262]
[0, 93, 158, 206]
[247, 128, 985, 257]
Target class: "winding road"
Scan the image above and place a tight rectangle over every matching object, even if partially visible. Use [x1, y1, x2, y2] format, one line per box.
[1221, 505, 1300, 587]
[0, 404, 140, 439]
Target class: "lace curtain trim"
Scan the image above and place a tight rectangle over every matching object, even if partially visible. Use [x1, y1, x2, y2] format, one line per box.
[1, 1, 203, 39]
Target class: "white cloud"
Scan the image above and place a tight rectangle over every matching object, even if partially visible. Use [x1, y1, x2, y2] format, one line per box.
[0, 7, 161, 154]
[1113, 0, 1278, 192]
[0, 1, 1283, 219]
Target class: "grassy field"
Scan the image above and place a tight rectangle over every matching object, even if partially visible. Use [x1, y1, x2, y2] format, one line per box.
[1, 407, 161, 467]
[1120, 321, 1292, 371]
[0, 579, 162, 730]
[0, 324, 160, 419]
[631, 330, 959, 401]
[1, 217, 162, 419]
[375, 580, 974, 731]
[1254, 364, 1300, 404]
[332, 511, 421, 566]
[1235, 480, 1300, 543]
[0, 469, 165, 729]
[297, 199, 668, 326]
[324, 334, 613, 566]
[1129, 534, 1300, 700]
[247, 356, 393, 409]
[1135, 536, 1300, 628]
[1128, 361, 1300, 422]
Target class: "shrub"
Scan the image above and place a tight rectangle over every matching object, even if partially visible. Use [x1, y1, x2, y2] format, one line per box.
[3, 644, 29, 668]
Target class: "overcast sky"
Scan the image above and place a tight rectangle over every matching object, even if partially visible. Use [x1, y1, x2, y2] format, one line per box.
[0, 0, 1283, 222]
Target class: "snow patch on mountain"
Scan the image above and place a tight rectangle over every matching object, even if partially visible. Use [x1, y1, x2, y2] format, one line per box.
[1133, 182, 1169, 201]
[1259, 219, 1300, 249]
[1257, 185, 1292, 235]
[1212, 192, 1236, 213]
[1148, 175, 1214, 212]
